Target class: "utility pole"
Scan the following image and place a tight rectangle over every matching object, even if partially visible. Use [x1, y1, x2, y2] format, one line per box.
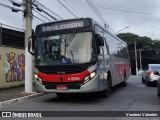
[134, 41, 138, 76]
[23, 0, 33, 93]
[139, 49, 142, 70]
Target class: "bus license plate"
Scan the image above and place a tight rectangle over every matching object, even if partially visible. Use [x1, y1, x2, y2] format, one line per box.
[56, 86, 67, 90]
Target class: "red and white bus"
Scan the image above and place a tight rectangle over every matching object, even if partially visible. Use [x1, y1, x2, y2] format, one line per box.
[28, 18, 131, 98]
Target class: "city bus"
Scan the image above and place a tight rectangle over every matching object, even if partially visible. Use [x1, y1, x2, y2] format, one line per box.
[28, 18, 131, 98]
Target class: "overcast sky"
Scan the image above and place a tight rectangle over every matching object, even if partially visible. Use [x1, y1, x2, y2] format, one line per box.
[0, 0, 160, 40]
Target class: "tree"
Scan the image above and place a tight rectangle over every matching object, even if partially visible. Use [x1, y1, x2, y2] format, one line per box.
[117, 33, 160, 75]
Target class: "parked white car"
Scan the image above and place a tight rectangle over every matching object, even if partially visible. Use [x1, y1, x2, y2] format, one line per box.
[142, 64, 160, 86]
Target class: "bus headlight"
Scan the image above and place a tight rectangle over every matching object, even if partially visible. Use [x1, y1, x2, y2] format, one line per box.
[83, 71, 97, 84]
[34, 74, 42, 85]
[90, 72, 96, 79]
[34, 74, 38, 79]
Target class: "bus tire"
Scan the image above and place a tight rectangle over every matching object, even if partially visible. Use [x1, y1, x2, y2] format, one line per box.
[99, 74, 112, 98]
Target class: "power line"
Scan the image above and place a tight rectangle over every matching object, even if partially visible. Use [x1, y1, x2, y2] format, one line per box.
[0, 3, 23, 12]
[25, 7, 46, 22]
[35, 0, 63, 20]
[86, 0, 103, 23]
[33, 9, 52, 21]
[67, 0, 159, 13]
[23, 0, 58, 20]
[63, 0, 83, 17]
[86, 0, 108, 28]
[89, 0, 106, 23]
[96, 6, 159, 15]
[57, 0, 78, 18]
[66, 0, 160, 15]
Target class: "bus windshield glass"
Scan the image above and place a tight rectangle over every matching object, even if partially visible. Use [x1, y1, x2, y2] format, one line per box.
[35, 32, 94, 65]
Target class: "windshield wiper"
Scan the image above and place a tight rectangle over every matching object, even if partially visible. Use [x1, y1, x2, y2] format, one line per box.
[66, 30, 77, 47]
[70, 50, 74, 63]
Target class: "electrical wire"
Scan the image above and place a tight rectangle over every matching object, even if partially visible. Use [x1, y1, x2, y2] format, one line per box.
[35, 0, 63, 20]
[66, 0, 160, 15]
[0, 3, 23, 11]
[86, 0, 102, 23]
[86, 0, 108, 29]
[23, 0, 58, 20]
[25, 7, 46, 22]
[89, 0, 106, 24]
[57, 0, 78, 18]
[63, 0, 83, 17]
[33, 9, 52, 21]
[67, 0, 159, 13]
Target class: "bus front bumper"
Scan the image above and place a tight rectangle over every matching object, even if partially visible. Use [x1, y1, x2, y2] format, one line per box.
[33, 76, 100, 93]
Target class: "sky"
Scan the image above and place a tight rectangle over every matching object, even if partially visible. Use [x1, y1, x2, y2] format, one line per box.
[0, 0, 160, 40]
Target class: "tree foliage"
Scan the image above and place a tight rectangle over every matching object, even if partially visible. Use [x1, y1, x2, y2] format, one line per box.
[117, 33, 160, 74]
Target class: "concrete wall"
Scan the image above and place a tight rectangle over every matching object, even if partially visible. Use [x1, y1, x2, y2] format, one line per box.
[0, 46, 25, 89]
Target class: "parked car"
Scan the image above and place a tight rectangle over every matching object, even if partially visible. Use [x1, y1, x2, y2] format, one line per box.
[157, 77, 160, 97]
[142, 64, 160, 86]
[138, 69, 144, 76]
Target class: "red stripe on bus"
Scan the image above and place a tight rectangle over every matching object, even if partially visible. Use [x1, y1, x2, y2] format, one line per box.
[37, 70, 90, 83]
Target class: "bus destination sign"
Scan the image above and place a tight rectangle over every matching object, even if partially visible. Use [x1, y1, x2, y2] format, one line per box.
[41, 20, 90, 32]
[42, 21, 83, 32]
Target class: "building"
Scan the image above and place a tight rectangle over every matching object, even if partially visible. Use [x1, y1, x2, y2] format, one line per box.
[0, 23, 25, 89]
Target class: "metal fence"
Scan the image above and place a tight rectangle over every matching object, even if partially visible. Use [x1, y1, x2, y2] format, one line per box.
[0, 23, 25, 48]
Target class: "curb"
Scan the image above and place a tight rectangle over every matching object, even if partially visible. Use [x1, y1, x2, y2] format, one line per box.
[0, 93, 44, 108]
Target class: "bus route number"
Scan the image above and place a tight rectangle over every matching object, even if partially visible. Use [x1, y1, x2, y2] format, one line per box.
[68, 77, 80, 81]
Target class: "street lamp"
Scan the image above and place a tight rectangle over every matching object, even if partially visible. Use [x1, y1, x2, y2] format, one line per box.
[115, 27, 129, 35]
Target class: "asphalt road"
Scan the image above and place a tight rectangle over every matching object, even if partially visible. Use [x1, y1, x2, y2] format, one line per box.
[0, 75, 160, 120]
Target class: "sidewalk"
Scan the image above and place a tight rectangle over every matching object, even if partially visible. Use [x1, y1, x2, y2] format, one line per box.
[0, 85, 43, 108]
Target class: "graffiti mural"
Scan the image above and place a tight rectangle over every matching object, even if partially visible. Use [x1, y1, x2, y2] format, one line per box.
[5, 52, 25, 82]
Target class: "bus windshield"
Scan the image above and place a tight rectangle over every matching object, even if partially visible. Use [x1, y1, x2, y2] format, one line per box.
[35, 32, 95, 65]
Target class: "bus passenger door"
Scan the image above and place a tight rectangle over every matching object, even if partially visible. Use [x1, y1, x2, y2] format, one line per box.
[96, 34, 107, 90]
[96, 34, 105, 67]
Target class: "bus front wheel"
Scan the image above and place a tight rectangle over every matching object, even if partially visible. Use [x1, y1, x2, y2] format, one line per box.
[99, 77, 111, 98]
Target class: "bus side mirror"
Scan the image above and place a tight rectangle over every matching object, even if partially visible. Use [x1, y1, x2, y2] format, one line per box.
[99, 37, 104, 46]
[28, 36, 35, 55]
[96, 34, 104, 46]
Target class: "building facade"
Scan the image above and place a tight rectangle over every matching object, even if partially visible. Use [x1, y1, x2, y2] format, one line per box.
[0, 23, 25, 89]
